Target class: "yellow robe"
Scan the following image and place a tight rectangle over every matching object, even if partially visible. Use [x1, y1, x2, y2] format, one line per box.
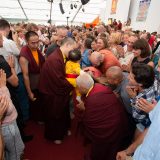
[66, 61, 80, 87]
[66, 61, 81, 96]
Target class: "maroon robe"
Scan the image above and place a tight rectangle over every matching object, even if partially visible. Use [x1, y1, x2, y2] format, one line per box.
[20, 45, 45, 121]
[20, 45, 44, 73]
[20, 45, 45, 90]
[39, 47, 73, 140]
[81, 83, 130, 160]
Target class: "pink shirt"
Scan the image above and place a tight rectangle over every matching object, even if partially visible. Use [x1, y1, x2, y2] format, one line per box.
[0, 86, 17, 125]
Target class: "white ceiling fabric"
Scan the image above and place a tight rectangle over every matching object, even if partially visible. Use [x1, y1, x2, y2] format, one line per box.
[0, 0, 107, 24]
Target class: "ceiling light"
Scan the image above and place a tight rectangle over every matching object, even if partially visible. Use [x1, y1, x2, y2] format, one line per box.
[70, 4, 73, 9]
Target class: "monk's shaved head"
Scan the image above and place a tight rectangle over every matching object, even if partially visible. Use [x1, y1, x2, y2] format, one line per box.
[76, 72, 94, 94]
[60, 37, 77, 58]
[89, 51, 103, 67]
[106, 66, 123, 82]
[61, 37, 76, 46]
[91, 51, 101, 58]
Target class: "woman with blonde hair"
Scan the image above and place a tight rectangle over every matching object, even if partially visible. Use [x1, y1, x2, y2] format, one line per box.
[109, 32, 124, 59]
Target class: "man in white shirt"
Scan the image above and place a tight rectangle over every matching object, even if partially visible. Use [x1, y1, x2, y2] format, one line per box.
[0, 19, 21, 74]
[0, 19, 31, 142]
[119, 35, 138, 71]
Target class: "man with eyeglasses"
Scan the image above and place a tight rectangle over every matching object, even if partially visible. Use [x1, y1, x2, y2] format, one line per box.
[46, 26, 68, 57]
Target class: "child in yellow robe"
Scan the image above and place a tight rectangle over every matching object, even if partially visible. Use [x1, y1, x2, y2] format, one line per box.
[66, 49, 81, 96]
[66, 49, 82, 118]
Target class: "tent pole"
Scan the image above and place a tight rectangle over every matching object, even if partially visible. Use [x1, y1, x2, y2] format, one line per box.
[71, 4, 82, 23]
[49, 0, 53, 25]
[17, 0, 28, 20]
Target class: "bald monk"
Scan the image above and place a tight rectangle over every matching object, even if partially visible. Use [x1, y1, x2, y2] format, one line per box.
[105, 66, 132, 114]
[84, 51, 121, 83]
[76, 72, 130, 160]
[89, 51, 121, 74]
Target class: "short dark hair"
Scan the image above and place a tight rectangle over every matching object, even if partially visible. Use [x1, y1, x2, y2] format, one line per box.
[25, 31, 39, 42]
[132, 63, 155, 88]
[68, 49, 81, 62]
[84, 38, 92, 49]
[132, 38, 151, 58]
[0, 19, 10, 30]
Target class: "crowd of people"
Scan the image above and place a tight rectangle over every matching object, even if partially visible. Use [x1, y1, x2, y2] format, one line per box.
[0, 18, 160, 160]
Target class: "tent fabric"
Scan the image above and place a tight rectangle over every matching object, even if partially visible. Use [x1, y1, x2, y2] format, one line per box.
[0, 0, 106, 25]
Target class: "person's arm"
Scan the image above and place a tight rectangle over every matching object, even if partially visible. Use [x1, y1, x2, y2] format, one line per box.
[116, 128, 148, 160]
[7, 68, 18, 87]
[0, 55, 18, 87]
[0, 70, 9, 160]
[0, 33, 3, 48]
[147, 61, 154, 68]
[0, 131, 3, 160]
[19, 56, 35, 101]
[0, 95, 9, 160]
[126, 128, 148, 155]
[6, 55, 18, 87]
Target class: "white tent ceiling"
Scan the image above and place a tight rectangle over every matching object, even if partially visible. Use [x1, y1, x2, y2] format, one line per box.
[0, 0, 107, 24]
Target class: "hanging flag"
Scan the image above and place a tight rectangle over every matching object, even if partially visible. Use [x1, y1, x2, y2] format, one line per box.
[111, 0, 118, 14]
[136, 0, 151, 21]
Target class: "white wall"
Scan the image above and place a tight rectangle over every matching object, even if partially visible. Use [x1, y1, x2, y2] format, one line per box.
[129, 0, 160, 33]
[104, 0, 131, 24]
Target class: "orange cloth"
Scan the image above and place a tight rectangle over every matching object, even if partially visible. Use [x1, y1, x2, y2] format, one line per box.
[99, 49, 121, 74]
[85, 16, 100, 28]
[31, 50, 39, 65]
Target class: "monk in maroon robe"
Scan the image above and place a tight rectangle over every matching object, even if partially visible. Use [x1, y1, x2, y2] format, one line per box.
[76, 73, 130, 160]
[19, 31, 45, 121]
[39, 37, 77, 142]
